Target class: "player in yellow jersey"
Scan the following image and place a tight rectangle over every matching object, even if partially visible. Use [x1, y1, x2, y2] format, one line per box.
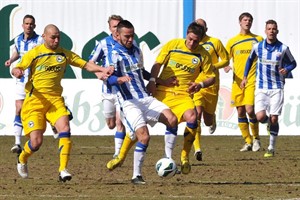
[106, 22, 215, 175]
[192, 18, 229, 161]
[225, 12, 263, 152]
[148, 22, 215, 174]
[12, 24, 114, 182]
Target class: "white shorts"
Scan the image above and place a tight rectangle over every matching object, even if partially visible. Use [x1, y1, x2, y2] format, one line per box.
[255, 88, 284, 116]
[101, 93, 120, 119]
[119, 96, 169, 139]
[15, 81, 26, 100]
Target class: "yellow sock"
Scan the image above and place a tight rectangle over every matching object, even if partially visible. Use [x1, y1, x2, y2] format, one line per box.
[19, 140, 34, 164]
[118, 134, 137, 160]
[238, 121, 252, 144]
[58, 135, 72, 172]
[193, 120, 201, 152]
[249, 118, 259, 140]
[181, 125, 197, 162]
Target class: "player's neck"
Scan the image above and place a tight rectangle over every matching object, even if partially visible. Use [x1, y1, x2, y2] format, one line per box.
[24, 32, 34, 40]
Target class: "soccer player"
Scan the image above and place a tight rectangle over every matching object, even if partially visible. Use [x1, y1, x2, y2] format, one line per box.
[12, 24, 114, 181]
[148, 22, 215, 174]
[241, 20, 297, 157]
[192, 18, 229, 161]
[4, 15, 44, 154]
[106, 20, 178, 184]
[225, 12, 263, 152]
[89, 15, 126, 158]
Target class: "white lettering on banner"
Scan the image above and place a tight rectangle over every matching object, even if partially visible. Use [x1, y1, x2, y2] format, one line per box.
[0, 79, 299, 136]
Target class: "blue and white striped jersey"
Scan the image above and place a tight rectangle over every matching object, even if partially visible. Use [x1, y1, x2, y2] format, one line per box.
[88, 35, 117, 94]
[244, 39, 297, 89]
[14, 32, 43, 83]
[107, 42, 149, 101]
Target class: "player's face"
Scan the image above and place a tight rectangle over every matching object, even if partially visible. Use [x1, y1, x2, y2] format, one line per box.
[239, 16, 252, 31]
[109, 19, 121, 39]
[265, 24, 278, 42]
[22, 18, 36, 35]
[185, 32, 201, 50]
[118, 27, 134, 49]
[43, 28, 60, 50]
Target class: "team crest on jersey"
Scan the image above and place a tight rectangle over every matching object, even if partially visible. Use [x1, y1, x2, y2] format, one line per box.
[192, 57, 199, 64]
[205, 46, 210, 51]
[276, 52, 282, 59]
[28, 121, 34, 128]
[56, 55, 63, 62]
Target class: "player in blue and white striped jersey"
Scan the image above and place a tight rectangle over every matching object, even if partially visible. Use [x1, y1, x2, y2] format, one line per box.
[241, 19, 297, 157]
[88, 15, 127, 158]
[4, 15, 43, 154]
[106, 20, 178, 184]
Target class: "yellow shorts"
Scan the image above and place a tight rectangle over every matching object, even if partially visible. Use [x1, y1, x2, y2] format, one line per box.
[155, 90, 195, 123]
[21, 95, 70, 135]
[231, 82, 255, 107]
[193, 85, 218, 114]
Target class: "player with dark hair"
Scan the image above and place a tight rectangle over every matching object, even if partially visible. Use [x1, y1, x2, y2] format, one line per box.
[241, 19, 297, 157]
[4, 14, 43, 154]
[225, 12, 263, 152]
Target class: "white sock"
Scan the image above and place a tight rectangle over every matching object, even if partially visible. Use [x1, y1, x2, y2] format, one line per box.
[164, 133, 176, 158]
[14, 125, 22, 145]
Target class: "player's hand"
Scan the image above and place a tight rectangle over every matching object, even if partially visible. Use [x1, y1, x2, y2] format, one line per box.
[146, 81, 157, 96]
[117, 76, 131, 84]
[95, 72, 107, 80]
[11, 68, 24, 78]
[279, 67, 288, 75]
[158, 76, 179, 87]
[240, 78, 247, 89]
[4, 60, 11, 67]
[224, 66, 232, 73]
[105, 66, 115, 76]
[187, 82, 201, 94]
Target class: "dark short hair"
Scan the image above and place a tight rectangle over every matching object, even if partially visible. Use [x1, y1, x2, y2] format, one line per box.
[186, 22, 205, 39]
[265, 19, 277, 27]
[23, 14, 35, 23]
[239, 12, 253, 22]
[117, 20, 134, 32]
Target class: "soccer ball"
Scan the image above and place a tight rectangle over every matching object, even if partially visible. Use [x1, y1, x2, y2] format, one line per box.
[155, 158, 177, 178]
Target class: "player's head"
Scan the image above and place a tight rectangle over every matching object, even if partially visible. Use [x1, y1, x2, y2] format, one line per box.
[185, 22, 205, 50]
[265, 19, 278, 42]
[116, 20, 134, 49]
[22, 14, 36, 35]
[239, 12, 253, 32]
[43, 24, 60, 50]
[108, 15, 123, 39]
[195, 18, 208, 33]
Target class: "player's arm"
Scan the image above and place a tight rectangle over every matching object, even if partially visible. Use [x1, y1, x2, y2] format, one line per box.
[4, 46, 19, 67]
[84, 62, 114, 78]
[240, 49, 257, 88]
[147, 62, 163, 96]
[214, 40, 229, 70]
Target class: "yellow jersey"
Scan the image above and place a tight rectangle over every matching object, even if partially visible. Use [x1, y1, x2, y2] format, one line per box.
[16, 44, 87, 97]
[156, 38, 215, 94]
[226, 33, 263, 84]
[197, 35, 229, 85]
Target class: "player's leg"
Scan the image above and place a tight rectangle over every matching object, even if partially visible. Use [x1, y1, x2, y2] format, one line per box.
[237, 106, 252, 151]
[49, 98, 72, 182]
[264, 89, 283, 157]
[11, 81, 26, 153]
[131, 125, 149, 185]
[245, 84, 260, 151]
[181, 109, 198, 174]
[114, 108, 126, 158]
[193, 106, 203, 161]
[159, 108, 178, 159]
[11, 99, 24, 153]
